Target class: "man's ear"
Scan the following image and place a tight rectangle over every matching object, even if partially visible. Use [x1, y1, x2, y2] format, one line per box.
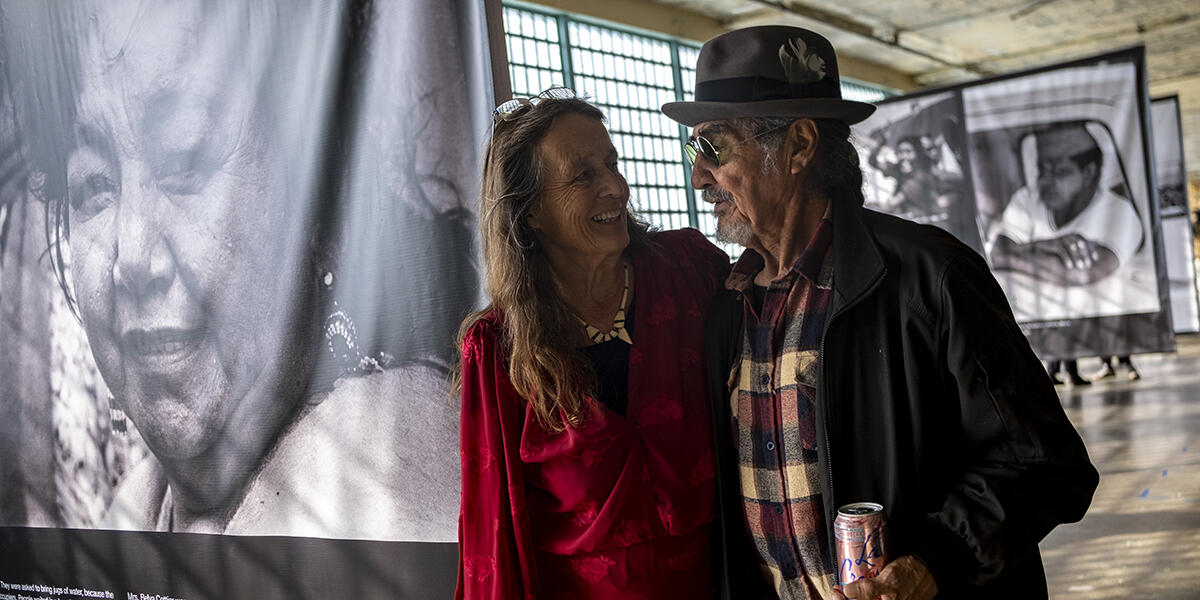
[788, 119, 820, 174]
[527, 209, 542, 231]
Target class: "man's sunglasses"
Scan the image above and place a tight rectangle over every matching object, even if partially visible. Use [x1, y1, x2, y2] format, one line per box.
[684, 124, 790, 167]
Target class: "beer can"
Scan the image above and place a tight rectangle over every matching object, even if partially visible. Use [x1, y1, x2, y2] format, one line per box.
[834, 502, 890, 586]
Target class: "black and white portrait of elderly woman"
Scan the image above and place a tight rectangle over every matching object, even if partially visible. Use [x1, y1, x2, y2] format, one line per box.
[0, 0, 484, 542]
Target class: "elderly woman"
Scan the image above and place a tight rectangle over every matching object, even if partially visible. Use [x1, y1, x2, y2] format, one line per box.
[455, 90, 730, 599]
[3, 0, 472, 541]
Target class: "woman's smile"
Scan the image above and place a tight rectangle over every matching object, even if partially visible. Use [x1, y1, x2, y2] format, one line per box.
[591, 209, 624, 225]
[120, 326, 204, 367]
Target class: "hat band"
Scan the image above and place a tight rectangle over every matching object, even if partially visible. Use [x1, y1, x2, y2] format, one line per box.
[694, 76, 841, 104]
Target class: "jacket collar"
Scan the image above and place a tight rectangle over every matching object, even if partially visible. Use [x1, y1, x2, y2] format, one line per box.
[828, 198, 886, 314]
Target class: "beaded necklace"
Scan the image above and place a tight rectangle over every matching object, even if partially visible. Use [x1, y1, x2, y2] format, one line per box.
[579, 262, 632, 345]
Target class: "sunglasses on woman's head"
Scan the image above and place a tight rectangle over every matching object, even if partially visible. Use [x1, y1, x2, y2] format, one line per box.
[492, 86, 578, 122]
[684, 123, 790, 167]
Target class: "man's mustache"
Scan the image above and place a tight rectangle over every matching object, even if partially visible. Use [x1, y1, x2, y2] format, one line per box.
[703, 187, 734, 204]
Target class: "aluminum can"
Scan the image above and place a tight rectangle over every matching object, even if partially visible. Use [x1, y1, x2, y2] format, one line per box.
[834, 502, 890, 586]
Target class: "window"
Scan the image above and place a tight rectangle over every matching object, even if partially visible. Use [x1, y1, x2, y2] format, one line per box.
[502, 2, 893, 256]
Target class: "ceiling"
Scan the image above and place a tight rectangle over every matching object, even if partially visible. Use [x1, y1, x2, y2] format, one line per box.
[649, 0, 1200, 179]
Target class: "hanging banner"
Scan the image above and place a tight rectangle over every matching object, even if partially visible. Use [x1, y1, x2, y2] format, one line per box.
[854, 47, 1174, 359]
[859, 91, 984, 254]
[0, 0, 495, 597]
[1150, 95, 1199, 333]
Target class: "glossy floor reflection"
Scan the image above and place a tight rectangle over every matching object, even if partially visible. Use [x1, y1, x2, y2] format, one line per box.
[1041, 334, 1200, 599]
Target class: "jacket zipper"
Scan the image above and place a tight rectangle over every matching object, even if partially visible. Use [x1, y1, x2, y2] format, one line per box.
[819, 272, 884, 563]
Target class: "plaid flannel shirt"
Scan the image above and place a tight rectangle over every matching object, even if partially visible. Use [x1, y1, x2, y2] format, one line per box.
[727, 219, 835, 599]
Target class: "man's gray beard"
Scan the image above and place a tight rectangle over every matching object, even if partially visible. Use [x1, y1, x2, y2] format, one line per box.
[715, 218, 753, 246]
[705, 187, 754, 247]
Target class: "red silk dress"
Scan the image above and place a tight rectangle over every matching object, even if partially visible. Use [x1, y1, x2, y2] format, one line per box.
[456, 229, 730, 600]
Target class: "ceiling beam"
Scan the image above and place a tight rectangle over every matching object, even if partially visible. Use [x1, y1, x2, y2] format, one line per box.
[965, 13, 1193, 67]
[524, 0, 726, 43]
[738, 0, 874, 38]
[837, 54, 919, 92]
[738, 0, 990, 77]
[517, 0, 917, 91]
[895, 1, 1029, 33]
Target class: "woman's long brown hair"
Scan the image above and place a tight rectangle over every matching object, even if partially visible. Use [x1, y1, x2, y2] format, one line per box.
[456, 96, 650, 432]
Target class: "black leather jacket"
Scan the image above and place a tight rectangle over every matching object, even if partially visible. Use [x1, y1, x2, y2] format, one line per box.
[705, 200, 1099, 599]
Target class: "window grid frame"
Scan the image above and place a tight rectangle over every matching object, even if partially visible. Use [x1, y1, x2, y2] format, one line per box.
[501, 1, 893, 255]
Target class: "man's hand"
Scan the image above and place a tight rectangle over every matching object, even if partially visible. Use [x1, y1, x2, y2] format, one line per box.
[833, 555, 938, 600]
[1044, 233, 1100, 271]
[990, 233, 1118, 285]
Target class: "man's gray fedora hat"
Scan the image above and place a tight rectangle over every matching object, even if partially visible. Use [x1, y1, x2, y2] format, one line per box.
[662, 26, 876, 126]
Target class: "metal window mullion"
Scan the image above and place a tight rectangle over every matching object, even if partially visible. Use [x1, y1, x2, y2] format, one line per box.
[558, 15, 575, 91]
[669, 39, 698, 229]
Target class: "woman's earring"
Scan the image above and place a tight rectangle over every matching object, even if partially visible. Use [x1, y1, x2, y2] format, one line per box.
[324, 303, 362, 373]
[322, 270, 377, 376]
[321, 270, 389, 377]
[109, 395, 127, 435]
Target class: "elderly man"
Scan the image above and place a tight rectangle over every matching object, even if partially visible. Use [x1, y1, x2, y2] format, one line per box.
[663, 26, 1098, 600]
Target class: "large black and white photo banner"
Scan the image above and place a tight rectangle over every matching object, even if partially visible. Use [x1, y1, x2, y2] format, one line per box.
[857, 91, 983, 254]
[1150, 95, 1199, 333]
[0, 1, 497, 598]
[855, 47, 1174, 359]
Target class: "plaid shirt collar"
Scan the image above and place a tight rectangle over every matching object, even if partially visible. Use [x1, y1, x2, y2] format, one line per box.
[724, 217, 834, 292]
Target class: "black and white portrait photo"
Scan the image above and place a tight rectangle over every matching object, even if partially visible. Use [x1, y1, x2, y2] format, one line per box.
[1151, 96, 1189, 218]
[963, 59, 1161, 324]
[855, 92, 981, 252]
[0, 0, 489, 551]
[1151, 95, 1200, 332]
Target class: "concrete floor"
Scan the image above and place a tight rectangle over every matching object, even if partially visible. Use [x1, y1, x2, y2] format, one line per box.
[1041, 334, 1200, 599]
